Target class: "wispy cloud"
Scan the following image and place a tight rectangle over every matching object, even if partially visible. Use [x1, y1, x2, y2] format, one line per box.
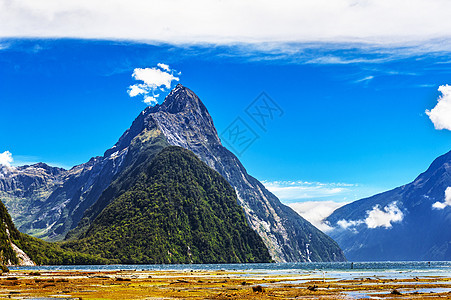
[128, 64, 180, 106]
[262, 180, 356, 202]
[0, 42, 9, 50]
[289, 201, 348, 232]
[210, 41, 451, 66]
[262, 180, 384, 204]
[426, 84, 451, 131]
[305, 56, 390, 65]
[354, 75, 374, 84]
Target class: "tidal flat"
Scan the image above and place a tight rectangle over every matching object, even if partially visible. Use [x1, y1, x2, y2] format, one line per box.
[0, 269, 450, 299]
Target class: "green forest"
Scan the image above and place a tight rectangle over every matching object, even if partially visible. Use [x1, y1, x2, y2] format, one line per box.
[63, 146, 271, 264]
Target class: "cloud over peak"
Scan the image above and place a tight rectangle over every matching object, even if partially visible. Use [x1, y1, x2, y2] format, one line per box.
[426, 85, 451, 131]
[128, 64, 180, 106]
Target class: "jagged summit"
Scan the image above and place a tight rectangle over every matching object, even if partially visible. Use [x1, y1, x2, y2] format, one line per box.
[105, 84, 219, 158]
[142, 84, 208, 116]
[151, 84, 212, 122]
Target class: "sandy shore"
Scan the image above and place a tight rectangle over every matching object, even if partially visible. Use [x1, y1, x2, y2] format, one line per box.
[0, 269, 450, 299]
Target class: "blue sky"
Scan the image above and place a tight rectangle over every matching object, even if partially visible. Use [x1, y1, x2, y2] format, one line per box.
[1, 38, 450, 208]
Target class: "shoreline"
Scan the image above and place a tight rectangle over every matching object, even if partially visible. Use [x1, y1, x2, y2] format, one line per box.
[1, 268, 450, 299]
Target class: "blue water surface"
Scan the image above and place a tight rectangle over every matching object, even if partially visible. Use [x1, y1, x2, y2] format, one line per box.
[9, 261, 451, 273]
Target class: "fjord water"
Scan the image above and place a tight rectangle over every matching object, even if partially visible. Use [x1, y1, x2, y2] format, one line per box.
[10, 261, 451, 280]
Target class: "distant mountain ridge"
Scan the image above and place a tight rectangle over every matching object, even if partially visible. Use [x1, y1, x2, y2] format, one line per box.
[327, 150, 451, 261]
[0, 147, 129, 241]
[1, 84, 345, 262]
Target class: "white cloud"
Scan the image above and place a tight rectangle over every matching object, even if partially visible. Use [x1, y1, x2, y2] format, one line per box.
[337, 201, 404, 230]
[426, 85, 451, 131]
[157, 63, 170, 72]
[1, 1, 451, 48]
[289, 201, 348, 232]
[364, 201, 404, 228]
[132, 67, 178, 90]
[0, 151, 13, 167]
[337, 219, 364, 230]
[432, 187, 451, 209]
[263, 180, 388, 232]
[264, 180, 389, 231]
[128, 64, 179, 106]
[127, 85, 147, 97]
[143, 95, 158, 106]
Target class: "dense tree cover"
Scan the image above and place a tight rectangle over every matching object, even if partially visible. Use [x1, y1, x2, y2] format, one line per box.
[66, 125, 170, 241]
[63, 146, 271, 263]
[0, 199, 105, 266]
[0, 199, 18, 266]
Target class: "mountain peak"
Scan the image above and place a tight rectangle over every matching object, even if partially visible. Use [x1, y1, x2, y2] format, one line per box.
[151, 84, 207, 116]
[148, 84, 221, 146]
[105, 85, 220, 158]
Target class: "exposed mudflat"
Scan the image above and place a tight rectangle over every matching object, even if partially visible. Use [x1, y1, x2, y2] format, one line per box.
[0, 269, 450, 299]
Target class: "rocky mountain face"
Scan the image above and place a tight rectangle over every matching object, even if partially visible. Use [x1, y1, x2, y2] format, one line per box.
[0, 146, 129, 241]
[327, 150, 451, 261]
[2, 84, 345, 262]
[63, 146, 272, 264]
